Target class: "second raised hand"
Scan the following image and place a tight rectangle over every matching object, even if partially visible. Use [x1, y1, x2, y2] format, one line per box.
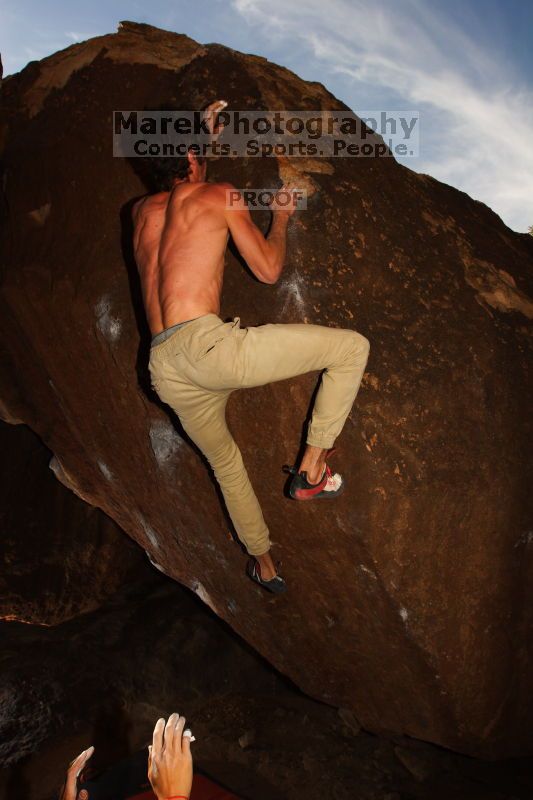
[203, 99, 228, 137]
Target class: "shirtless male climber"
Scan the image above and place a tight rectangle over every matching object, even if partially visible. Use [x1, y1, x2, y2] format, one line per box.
[132, 100, 370, 594]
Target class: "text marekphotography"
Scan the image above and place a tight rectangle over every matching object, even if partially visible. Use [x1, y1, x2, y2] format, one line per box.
[113, 110, 420, 158]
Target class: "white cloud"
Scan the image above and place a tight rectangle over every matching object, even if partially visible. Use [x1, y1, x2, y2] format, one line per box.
[233, 0, 533, 232]
[65, 31, 90, 42]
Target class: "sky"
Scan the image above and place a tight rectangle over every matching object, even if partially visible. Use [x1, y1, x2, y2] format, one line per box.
[1, 0, 532, 232]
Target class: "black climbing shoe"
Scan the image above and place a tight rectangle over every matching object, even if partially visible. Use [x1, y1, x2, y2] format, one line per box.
[246, 558, 287, 594]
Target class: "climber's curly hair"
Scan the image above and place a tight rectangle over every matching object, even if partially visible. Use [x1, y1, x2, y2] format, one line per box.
[148, 144, 206, 192]
[130, 102, 208, 192]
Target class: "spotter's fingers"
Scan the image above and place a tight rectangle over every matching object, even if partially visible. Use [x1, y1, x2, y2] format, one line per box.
[76, 746, 94, 779]
[182, 729, 195, 755]
[68, 746, 94, 776]
[164, 712, 180, 750]
[152, 718, 165, 757]
[68, 750, 87, 770]
[174, 715, 187, 751]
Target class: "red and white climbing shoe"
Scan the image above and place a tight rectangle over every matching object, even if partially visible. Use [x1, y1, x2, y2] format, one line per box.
[283, 448, 345, 500]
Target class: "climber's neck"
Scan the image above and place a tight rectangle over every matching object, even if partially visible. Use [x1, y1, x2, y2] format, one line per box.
[171, 175, 203, 189]
[171, 157, 207, 188]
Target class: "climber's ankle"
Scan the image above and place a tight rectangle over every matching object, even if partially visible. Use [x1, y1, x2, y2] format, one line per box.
[255, 551, 277, 581]
[298, 444, 328, 483]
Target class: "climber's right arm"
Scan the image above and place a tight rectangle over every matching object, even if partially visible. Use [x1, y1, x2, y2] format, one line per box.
[219, 183, 293, 284]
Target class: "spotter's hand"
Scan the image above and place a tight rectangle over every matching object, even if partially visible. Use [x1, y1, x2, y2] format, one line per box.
[59, 746, 94, 800]
[148, 713, 194, 800]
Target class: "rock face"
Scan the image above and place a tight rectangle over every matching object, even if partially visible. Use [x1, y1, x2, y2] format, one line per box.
[0, 21, 532, 757]
[0, 421, 150, 625]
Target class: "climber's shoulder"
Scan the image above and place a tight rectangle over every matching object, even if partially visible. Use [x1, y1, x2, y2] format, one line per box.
[131, 192, 165, 221]
[209, 180, 238, 192]
[202, 181, 242, 204]
[202, 181, 248, 215]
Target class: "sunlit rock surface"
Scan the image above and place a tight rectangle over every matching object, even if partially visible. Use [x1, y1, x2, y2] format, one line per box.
[0, 21, 532, 757]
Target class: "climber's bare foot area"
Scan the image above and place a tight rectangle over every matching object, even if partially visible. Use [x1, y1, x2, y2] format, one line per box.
[255, 551, 277, 581]
[303, 463, 327, 484]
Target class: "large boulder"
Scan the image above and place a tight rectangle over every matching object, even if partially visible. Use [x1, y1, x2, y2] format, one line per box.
[0, 21, 531, 757]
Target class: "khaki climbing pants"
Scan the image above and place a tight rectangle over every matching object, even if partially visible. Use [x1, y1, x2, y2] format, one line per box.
[148, 314, 370, 557]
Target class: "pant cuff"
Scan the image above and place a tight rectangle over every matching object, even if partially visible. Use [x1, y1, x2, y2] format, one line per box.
[245, 538, 272, 557]
[306, 434, 336, 450]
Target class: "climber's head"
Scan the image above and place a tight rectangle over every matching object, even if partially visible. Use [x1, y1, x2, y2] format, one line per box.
[148, 146, 207, 192]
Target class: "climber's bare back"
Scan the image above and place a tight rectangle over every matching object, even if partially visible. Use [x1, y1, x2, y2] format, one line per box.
[133, 170, 296, 337]
[132, 181, 230, 336]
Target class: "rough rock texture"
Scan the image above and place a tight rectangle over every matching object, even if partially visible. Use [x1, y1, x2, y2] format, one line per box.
[0, 420, 149, 625]
[0, 21, 532, 757]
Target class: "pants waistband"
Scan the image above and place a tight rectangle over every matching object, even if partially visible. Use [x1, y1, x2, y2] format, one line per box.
[150, 313, 241, 355]
[151, 317, 203, 347]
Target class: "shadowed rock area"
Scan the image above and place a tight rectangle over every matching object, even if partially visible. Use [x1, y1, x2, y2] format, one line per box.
[0, 20, 532, 758]
[2, 575, 533, 800]
[2, 422, 530, 800]
[0, 421, 149, 625]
